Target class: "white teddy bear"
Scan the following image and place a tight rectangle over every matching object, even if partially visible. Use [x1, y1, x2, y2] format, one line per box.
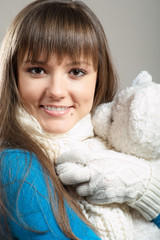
[92, 70, 160, 161]
[56, 71, 160, 240]
[90, 70, 160, 238]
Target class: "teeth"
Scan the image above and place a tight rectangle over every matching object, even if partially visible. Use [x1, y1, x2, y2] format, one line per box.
[43, 106, 69, 111]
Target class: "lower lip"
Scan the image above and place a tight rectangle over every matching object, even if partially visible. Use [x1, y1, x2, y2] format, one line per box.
[42, 106, 72, 117]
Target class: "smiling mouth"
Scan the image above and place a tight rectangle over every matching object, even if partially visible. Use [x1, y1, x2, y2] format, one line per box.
[42, 105, 71, 112]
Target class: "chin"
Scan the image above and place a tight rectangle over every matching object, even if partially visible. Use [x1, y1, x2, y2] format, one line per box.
[44, 125, 72, 135]
[41, 118, 79, 134]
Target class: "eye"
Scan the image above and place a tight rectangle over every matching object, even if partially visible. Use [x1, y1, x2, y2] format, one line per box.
[27, 67, 46, 75]
[69, 68, 86, 78]
[111, 117, 114, 123]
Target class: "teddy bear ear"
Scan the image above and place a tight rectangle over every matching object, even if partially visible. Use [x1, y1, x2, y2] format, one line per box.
[132, 71, 152, 87]
[129, 85, 160, 160]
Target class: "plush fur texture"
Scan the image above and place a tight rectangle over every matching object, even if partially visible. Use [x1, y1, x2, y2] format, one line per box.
[92, 71, 160, 161]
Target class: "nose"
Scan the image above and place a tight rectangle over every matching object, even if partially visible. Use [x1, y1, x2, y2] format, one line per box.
[46, 72, 67, 99]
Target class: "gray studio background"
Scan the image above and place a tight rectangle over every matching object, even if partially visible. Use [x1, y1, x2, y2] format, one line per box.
[0, 0, 160, 91]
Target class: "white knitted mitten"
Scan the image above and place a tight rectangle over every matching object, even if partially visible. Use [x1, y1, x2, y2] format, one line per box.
[56, 149, 151, 205]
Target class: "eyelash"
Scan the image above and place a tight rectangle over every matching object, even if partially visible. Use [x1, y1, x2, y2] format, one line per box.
[27, 67, 45, 75]
[69, 68, 86, 78]
[26, 67, 87, 78]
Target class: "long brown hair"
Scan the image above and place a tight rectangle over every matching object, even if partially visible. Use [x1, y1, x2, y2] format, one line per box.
[0, 0, 118, 239]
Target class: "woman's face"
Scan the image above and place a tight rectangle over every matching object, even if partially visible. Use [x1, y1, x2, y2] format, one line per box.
[18, 54, 97, 134]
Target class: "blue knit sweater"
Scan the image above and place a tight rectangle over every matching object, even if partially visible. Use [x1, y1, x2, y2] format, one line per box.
[0, 149, 100, 240]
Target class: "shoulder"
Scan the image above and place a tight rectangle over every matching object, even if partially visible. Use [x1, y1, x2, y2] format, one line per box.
[0, 148, 39, 164]
[0, 148, 44, 186]
[0, 148, 39, 165]
[1, 149, 50, 218]
[0, 150, 101, 239]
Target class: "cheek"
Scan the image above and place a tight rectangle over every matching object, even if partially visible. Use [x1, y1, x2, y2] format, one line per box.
[18, 83, 39, 105]
[19, 85, 31, 100]
[84, 87, 95, 103]
[85, 78, 97, 103]
[18, 77, 41, 104]
[76, 80, 96, 108]
[18, 70, 39, 96]
[83, 73, 96, 95]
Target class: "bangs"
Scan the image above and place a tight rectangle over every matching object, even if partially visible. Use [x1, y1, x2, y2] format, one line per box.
[17, 2, 99, 69]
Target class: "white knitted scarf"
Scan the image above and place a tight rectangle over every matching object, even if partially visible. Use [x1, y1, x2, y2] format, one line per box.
[16, 107, 94, 162]
[16, 107, 134, 240]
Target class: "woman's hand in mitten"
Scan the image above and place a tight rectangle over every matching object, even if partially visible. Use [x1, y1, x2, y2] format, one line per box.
[56, 149, 151, 205]
[55, 148, 91, 185]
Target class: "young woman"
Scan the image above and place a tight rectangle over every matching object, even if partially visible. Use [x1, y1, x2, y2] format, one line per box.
[0, 1, 117, 239]
[0, 0, 160, 239]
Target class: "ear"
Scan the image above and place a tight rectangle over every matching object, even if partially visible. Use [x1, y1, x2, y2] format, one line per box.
[128, 85, 160, 160]
[92, 102, 114, 140]
[132, 71, 152, 87]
